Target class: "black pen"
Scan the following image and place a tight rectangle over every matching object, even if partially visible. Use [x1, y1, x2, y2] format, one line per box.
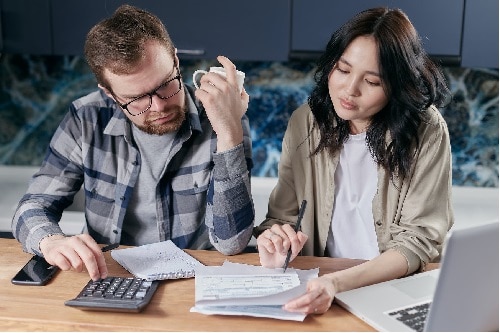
[101, 243, 119, 252]
[283, 199, 307, 273]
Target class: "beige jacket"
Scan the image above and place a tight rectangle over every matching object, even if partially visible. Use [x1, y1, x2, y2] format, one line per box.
[255, 104, 454, 275]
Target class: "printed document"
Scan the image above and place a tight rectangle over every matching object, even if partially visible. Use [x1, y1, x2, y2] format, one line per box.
[190, 261, 319, 321]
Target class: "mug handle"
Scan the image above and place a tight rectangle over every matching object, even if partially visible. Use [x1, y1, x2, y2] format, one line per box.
[192, 70, 208, 89]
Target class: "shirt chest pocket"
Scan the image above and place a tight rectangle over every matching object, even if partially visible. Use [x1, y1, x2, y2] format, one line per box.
[169, 168, 211, 216]
[86, 178, 116, 203]
[170, 168, 211, 195]
[84, 179, 117, 227]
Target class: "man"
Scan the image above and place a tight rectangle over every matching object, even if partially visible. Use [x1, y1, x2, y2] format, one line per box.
[12, 4, 254, 281]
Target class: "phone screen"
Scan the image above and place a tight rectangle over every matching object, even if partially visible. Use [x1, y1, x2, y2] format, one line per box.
[11, 255, 59, 286]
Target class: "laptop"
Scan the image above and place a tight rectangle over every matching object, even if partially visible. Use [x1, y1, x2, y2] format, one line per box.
[335, 221, 499, 332]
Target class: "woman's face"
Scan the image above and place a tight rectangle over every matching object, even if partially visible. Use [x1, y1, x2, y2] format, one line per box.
[328, 35, 389, 134]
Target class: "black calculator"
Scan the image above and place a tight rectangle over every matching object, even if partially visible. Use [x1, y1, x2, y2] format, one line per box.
[65, 276, 159, 312]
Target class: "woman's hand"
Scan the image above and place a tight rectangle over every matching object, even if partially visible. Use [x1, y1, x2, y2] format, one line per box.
[256, 224, 308, 268]
[282, 249, 409, 315]
[283, 275, 336, 315]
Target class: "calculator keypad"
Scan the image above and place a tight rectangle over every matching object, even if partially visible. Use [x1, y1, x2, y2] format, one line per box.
[82, 277, 152, 299]
[65, 276, 158, 312]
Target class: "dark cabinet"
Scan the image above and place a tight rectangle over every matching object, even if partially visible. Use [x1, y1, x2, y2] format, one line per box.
[0, 0, 497, 68]
[50, 0, 106, 56]
[291, 0, 464, 65]
[461, 0, 498, 68]
[152, 0, 290, 61]
[0, 0, 52, 54]
[50, 0, 290, 61]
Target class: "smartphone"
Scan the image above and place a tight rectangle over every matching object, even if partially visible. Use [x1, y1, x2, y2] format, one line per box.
[11, 255, 59, 286]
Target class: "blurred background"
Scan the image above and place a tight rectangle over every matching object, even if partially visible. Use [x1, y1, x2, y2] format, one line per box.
[0, 0, 498, 187]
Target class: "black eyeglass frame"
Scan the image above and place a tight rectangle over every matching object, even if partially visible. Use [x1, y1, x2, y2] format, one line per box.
[112, 67, 182, 116]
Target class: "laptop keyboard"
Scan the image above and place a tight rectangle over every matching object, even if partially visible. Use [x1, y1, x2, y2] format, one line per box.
[386, 301, 431, 332]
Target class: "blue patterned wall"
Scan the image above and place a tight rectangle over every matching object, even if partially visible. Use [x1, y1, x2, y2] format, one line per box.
[0, 54, 498, 187]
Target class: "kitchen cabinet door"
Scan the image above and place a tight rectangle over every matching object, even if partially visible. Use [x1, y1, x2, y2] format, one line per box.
[461, 0, 498, 68]
[0, 0, 52, 54]
[50, 0, 107, 56]
[51, 0, 290, 61]
[146, 0, 291, 61]
[291, 0, 463, 64]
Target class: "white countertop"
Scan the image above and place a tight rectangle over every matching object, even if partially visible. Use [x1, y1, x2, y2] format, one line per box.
[1, 166, 498, 236]
[0, 165, 85, 235]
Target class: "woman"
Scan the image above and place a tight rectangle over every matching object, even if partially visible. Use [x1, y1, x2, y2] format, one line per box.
[254, 7, 453, 315]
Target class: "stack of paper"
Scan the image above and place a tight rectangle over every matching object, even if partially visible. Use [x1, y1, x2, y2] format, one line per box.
[190, 261, 319, 321]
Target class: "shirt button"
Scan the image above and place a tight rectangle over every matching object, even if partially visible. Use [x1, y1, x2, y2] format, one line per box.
[376, 221, 382, 226]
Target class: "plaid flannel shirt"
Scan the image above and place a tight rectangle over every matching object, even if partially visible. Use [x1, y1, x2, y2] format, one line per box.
[12, 86, 254, 255]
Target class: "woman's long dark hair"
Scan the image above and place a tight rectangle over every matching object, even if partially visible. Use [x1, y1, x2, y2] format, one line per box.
[309, 7, 450, 180]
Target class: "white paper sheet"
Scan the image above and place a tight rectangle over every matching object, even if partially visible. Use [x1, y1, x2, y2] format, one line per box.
[190, 260, 319, 321]
[110, 240, 203, 281]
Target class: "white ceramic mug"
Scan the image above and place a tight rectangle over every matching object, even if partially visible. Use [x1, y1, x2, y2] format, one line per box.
[193, 66, 245, 92]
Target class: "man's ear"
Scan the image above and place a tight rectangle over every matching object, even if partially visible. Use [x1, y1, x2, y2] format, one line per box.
[172, 49, 181, 69]
[98, 84, 114, 100]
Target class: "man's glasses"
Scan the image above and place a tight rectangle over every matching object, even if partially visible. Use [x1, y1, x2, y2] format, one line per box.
[113, 67, 182, 116]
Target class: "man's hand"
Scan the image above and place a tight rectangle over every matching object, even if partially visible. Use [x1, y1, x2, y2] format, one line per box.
[39, 234, 108, 281]
[194, 55, 249, 152]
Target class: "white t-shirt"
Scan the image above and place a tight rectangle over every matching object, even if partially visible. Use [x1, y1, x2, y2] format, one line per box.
[326, 132, 379, 260]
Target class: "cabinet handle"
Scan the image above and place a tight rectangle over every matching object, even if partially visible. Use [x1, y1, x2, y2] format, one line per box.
[176, 49, 205, 56]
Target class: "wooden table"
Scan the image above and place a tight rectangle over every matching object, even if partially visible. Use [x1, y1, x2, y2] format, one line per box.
[0, 238, 431, 332]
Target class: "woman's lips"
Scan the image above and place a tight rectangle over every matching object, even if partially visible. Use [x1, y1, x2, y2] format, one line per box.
[340, 98, 357, 110]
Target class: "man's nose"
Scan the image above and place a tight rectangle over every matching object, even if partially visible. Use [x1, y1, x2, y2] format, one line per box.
[149, 93, 166, 111]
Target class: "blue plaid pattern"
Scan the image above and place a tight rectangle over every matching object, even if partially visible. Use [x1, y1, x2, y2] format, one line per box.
[12, 86, 254, 255]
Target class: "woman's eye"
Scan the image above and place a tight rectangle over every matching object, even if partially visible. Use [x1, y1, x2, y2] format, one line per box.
[336, 67, 349, 74]
[366, 79, 381, 86]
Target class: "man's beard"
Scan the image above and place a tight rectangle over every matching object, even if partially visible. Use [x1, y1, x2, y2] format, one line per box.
[136, 105, 186, 135]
